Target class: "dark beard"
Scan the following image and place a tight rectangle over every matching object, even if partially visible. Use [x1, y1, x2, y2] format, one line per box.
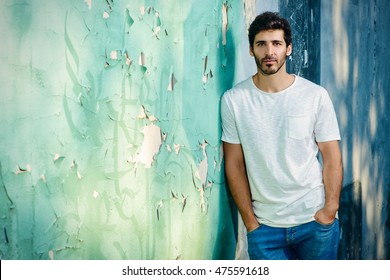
[254, 55, 287, 76]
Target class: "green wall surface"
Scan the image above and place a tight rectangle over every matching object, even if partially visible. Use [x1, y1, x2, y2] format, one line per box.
[0, 0, 244, 260]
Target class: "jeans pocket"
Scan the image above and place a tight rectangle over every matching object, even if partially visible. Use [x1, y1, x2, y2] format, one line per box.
[314, 218, 338, 227]
[246, 224, 262, 236]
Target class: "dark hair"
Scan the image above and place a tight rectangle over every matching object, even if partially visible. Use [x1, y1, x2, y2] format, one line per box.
[248, 12, 292, 48]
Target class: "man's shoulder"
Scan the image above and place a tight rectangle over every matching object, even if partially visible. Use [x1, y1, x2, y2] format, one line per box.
[295, 75, 325, 90]
[223, 77, 253, 97]
[294, 75, 328, 96]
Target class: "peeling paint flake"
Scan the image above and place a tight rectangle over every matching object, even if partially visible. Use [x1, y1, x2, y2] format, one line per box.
[110, 50, 117, 60]
[49, 250, 54, 260]
[244, 0, 256, 30]
[195, 141, 208, 186]
[138, 106, 147, 119]
[173, 144, 180, 154]
[222, 4, 228, 46]
[154, 11, 162, 36]
[199, 187, 206, 212]
[139, 52, 146, 66]
[181, 195, 187, 212]
[53, 153, 63, 162]
[138, 106, 158, 122]
[140, 6, 145, 15]
[124, 52, 133, 66]
[132, 123, 162, 168]
[157, 200, 163, 220]
[84, 0, 92, 10]
[103, 11, 110, 19]
[166, 143, 181, 154]
[126, 9, 134, 27]
[167, 72, 177, 91]
[15, 164, 32, 175]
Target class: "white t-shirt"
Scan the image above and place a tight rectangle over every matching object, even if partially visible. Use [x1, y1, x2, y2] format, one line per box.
[221, 75, 341, 227]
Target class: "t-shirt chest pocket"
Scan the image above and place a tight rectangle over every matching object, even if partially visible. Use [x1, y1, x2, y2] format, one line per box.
[287, 113, 314, 140]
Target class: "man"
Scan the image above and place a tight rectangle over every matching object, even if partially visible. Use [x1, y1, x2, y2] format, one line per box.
[221, 12, 343, 260]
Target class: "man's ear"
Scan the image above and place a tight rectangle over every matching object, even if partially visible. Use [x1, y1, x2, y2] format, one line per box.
[249, 46, 254, 57]
[287, 44, 292, 56]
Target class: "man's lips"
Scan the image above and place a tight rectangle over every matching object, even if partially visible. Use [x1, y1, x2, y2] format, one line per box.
[263, 59, 276, 65]
[263, 58, 276, 62]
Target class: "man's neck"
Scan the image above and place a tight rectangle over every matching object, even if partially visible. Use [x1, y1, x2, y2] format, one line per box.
[252, 71, 295, 93]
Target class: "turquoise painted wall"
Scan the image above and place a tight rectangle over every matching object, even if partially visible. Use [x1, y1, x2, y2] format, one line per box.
[0, 0, 244, 259]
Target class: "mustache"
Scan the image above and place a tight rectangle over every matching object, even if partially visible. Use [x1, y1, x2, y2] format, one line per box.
[262, 55, 277, 61]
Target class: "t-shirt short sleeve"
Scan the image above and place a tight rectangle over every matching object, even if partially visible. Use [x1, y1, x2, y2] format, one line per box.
[221, 93, 241, 144]
[314, 91, 341, 142]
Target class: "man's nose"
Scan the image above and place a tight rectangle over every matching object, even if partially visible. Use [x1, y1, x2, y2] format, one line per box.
[265, 43, 274, 55]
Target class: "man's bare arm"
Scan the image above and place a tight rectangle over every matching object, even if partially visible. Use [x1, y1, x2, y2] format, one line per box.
[223, 142, 259, 232]
[315, 140, 343, 224]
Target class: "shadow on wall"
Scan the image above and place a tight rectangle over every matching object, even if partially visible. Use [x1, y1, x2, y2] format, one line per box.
[322, 0, 390, 259]
[212, 29, 236, 259]
[338, 181, 362, 259]
[282, 0, 390, 259]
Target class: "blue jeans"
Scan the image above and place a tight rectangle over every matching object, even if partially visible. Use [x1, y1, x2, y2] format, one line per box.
[247, 219, 340, 260]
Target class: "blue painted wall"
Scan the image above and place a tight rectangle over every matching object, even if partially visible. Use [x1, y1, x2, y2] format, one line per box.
[320, 0, 390, 259]
[241, 0, 390, 260]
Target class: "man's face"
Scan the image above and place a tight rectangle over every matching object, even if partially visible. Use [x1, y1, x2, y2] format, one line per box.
[250, 29, 292, 76]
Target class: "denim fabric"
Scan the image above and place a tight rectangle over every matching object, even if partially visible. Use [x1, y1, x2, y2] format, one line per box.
[247, 219, 340, 260]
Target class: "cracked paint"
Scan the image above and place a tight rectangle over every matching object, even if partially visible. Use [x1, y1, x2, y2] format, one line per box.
[167, 70, 177, 91]
[195, 141, 208, 187]
[0, 0, 241, 260]
[103, 11, 110, 19]
[131, 123, 162, 169]
[244, 0, 256, 30]
[85, 0, 92, 10]
[222, 4, 229, 46]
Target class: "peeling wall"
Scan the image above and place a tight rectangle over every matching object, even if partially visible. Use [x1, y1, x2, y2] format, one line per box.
[0, 0, 244, 260]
